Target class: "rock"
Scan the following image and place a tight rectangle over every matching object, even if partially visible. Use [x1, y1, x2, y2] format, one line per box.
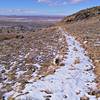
[83, 41, 88, 44]
[25, 64, 37, 72]
[76, 90, 81, 95]
[41, 89, 52, 94]
[73, 47, 78, 51]
[84, 67, 93, 71]
[74, 58, 80, 64]
[1, 70, 5, 73]
[59, 63, 65, 66]
[45, 98, 50, 100]
[53, 55, 63, 66]
[63, 95, 67, 98]
[88, 89, 100, 97]
[80, 96, 89, 100]
[55, 58, 60, 65]
[44, 95, 52, 100]
[8, 97, 15, 100]
[94, 60, 100, 63]
[2, 96, 5, 100]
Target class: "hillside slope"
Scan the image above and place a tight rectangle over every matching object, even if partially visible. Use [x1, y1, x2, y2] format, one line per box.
[0, 6, 100, 99]
[61, 6, 100, 23]
[3, 27, 98, 100]
[0, 26, 68, 99]
[59, 6, 100, 97]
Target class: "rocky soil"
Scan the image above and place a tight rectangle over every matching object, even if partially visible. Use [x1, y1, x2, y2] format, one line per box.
[0, 26, 67, 99]
[2, 27, 99, 100]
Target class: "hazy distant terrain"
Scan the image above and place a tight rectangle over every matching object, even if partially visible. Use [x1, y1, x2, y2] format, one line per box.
[0, 15, 63, 33]
[0, 15, 63, 22]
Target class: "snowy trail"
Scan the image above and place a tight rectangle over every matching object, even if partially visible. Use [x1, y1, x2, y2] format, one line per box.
[5, 27, 98, 100]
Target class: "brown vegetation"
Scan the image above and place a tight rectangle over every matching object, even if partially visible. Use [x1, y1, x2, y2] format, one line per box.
[0, 19, 67, 98]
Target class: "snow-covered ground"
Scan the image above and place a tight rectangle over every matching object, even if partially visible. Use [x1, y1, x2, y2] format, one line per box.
[4, 27, 99, 100]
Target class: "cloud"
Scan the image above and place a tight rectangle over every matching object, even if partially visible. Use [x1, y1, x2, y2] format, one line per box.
[0, 9, 37, 15]
[38, 0, 67, 6]
[37, 0, 86, 5]
[70, 0, 85, 4]
[38, 0, 49, 3]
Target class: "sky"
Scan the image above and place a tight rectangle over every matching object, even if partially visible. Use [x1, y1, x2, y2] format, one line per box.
[0, 0, 100, 15]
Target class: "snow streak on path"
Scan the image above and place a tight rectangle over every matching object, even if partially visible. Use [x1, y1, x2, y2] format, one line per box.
[14, 27, 97, 100]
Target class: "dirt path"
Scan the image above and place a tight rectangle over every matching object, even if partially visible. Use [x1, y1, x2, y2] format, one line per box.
[4, 27, 99, 100]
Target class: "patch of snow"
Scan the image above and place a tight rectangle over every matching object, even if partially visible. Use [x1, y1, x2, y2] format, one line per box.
[94, 41, 100, 46]
[16, 70, 26, 79]
[24, 52, 30, 59]
[4, 91, 14, 100]
[0, 64, 5, 72]
[83, 41, 88, 44]
[33, 63, 42, 69]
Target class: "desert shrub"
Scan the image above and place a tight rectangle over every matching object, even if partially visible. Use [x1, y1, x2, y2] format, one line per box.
[0, 34, 17, 41]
